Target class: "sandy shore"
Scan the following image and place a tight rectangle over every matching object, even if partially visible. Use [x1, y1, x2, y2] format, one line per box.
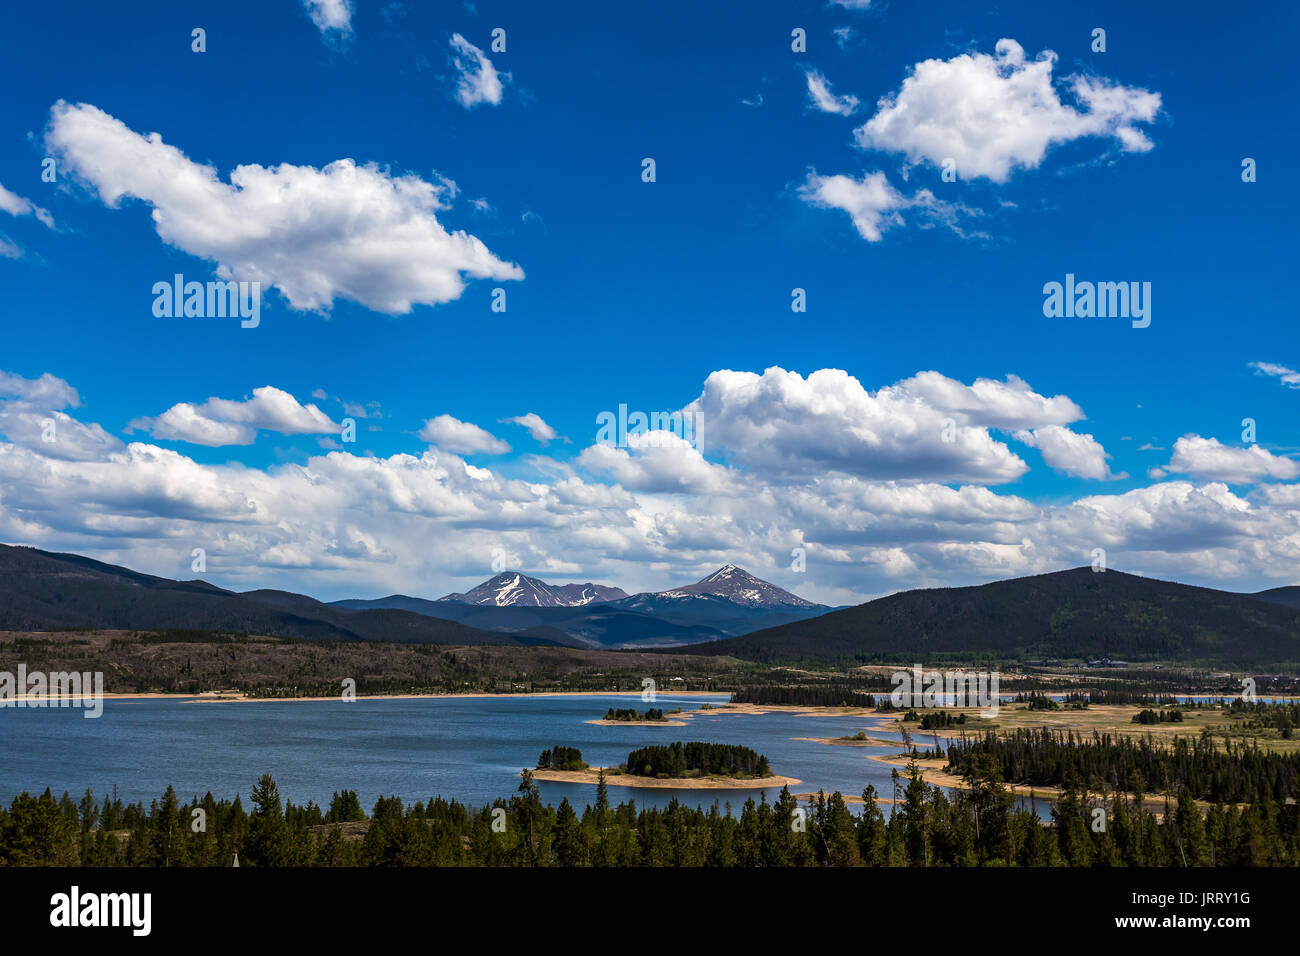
[4, 691, 200, 703]
[795, 734, 902, 748]
[685, 702, 882, 719]
[182, 689, 730, 704]
[865, 752, 1212, 816]
[529, 768, 801, 790]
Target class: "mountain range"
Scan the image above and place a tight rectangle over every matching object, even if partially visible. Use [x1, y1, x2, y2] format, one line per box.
[436, 574, 628, 608]
[4, 541, 1299, 665]
[333, 565, 830, 647]
[0, 544, 827, 649]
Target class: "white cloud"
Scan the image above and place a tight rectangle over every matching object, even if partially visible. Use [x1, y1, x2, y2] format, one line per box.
[6, 367, 1300, 601]
[0, 371, 80, 408]
[0, 181, 54, 228]
[502, 413, 559, 444]
[685, 366, 1030, 484]
[1151, 435, 1299, 483]
[129, 386, 341, 447]
[897, 371, 1083, 429]
[429, 170, 460, 207]
[0, 371, 121, 461]
[1043, 481, 1263, 567]
[449, 33, 506, 108]
[798, 169, 971, 242]
[799, 170, 905, 242]
[856, 39, 1162, 182]
[1250, 361, 1300, 389]
[805, 70, 860, 116]
[578, 431, 737, 495]
[418, 415, 510, 455]
[1013, 425, 1121, 480]
[302, 0, 353, 36]
[44, 101, 523, 315]
[0, 410, 123, 462]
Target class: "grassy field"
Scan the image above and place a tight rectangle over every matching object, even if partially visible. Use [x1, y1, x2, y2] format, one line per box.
[887, 701, 1300, 755]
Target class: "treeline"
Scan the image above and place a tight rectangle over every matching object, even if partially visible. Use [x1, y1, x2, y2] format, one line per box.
[946, 729, 1300, 805]
[625, 742, 772, 778]
[1133, 708, 1185, 724]
[536, 747, 587, 771]
[604, 708, 665, 721]
[5, 765, 1299, 866]
[1226, 699, 1299, 738]
[0, 633, 755, 697]
[1013, 691, 1085, 711]
[730, 685, 879, 707]
[916, 710, 968, 730]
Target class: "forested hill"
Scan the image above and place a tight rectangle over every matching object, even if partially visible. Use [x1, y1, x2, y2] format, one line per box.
[0, 543, 522, 645]
[681, 568, 1300, 667]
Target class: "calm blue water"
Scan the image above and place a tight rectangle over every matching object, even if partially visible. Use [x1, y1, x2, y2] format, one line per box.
[0, 694, 926, 814]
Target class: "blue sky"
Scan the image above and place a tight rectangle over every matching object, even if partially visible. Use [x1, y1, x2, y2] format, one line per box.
[0, 0, 1297, 603]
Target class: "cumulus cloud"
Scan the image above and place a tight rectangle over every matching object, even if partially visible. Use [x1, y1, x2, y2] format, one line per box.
[856, 39, 1162, 182]
[1013, 425, 1121, 480]
[0, 371, 80, 408]
[578, 431, 737, 495]
[302, 0, 352, 36]
[1151, 435, 1299, 483]
[798, 169, 972, 242]
[129, 386, 341, 447]
[685, 366, 1030, 484]
[449, 34, 506, 108]
[0, 371, 122, 461]
[1250, 361, 1300, 389]
[1043, 481, 1262, 566]
[44, 101, 523, 315]
[6, 367, 1300, 601]
[418, 415, 510, 455]
[897, 371, 1083, 429]
[502, 413, 559, 444]
[805, 70, 860, 116]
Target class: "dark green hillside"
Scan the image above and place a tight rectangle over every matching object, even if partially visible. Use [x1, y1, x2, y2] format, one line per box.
[0, 543, 520, 645]
[1254, 586, 1300, 610]
[681, 568, 1300, 667]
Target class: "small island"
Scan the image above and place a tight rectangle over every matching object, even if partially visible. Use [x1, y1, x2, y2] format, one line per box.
[586, 706, 687, 726]
[527, 741, 801, 790]
[795, 730, 900, 747]
[535, 746, 589, 771]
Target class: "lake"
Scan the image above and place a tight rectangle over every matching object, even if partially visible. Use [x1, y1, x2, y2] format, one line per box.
[0, 693, 932, 814]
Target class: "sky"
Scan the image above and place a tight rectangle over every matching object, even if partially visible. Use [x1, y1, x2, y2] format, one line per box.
[0, 0, 1297, 605]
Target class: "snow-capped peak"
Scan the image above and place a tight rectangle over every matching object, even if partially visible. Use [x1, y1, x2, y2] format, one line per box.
[649, 565, 818, 608]
[438, 572, 627, 608]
